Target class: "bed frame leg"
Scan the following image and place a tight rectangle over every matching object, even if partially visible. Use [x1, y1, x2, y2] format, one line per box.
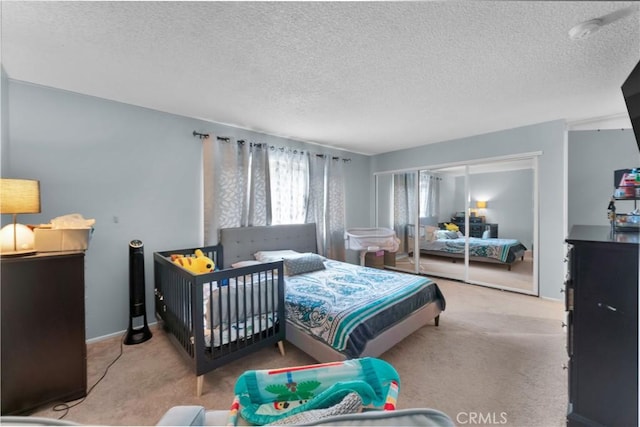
[277, 340, 285, 356]
[508, 265, 512, 271]
[196, 375, 204, 397]
[434, 315, 440, 327]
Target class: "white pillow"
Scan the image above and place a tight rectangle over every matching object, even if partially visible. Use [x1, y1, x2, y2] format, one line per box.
[435, 230, 449, 240]
[436, 230, 458, 240]
[254, 250, 301, 263]
[298, 252, 326, 261]
[231, 260, 263, 268]
[424, 226, 439, 242]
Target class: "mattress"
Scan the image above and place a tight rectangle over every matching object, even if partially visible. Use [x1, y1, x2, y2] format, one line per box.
[203, 271, 278, 348]
[420, 237, 527, 263]
[284, 260, 445, 358]
[204, 313, 277, 347]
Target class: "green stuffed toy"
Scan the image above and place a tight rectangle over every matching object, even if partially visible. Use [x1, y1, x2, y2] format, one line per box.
[171, 249, 215, 274]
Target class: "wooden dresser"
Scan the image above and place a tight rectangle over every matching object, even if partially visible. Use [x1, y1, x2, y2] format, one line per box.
[565, 225, 639, 426]
[1, 251, 87, 415]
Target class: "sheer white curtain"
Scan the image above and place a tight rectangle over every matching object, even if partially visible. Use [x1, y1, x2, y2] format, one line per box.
[326, 157, 346, 261]
[306, 154, 326, 254]
[393, 172, 416, 253]
[247, 144, 270, 226]
[203, 138, 270, 245]
[393, 171, 439, 253]
[204, 137, 347, 258]
[419, 171, 440, 219]
[306, 155, 346, 260]
[269, 148, 308, 225]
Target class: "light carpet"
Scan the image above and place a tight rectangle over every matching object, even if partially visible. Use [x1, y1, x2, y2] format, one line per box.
[31, 278, 567, 426]
[396, 251, 535, 293]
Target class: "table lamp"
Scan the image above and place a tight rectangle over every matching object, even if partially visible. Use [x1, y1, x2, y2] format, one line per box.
[0, 179, 41, 255]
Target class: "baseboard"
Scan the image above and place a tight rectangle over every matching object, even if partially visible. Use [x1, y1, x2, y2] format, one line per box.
[86, 321, 159, 344]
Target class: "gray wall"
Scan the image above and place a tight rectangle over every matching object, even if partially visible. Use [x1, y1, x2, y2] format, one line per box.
[372, 121, 567, 300]
[7, 79, 634, 339]
[451, 169, 534, 248]
[1, 68, 9, 174]
[3, 79, 371, 340]
[568, 129, 639, 229]
[438, 175, 456, 223]
[375, 174, 394, 229]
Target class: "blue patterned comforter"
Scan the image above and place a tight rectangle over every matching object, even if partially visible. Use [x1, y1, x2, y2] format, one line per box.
[284, 260, 445, 358]
[421, 237, 527, 263]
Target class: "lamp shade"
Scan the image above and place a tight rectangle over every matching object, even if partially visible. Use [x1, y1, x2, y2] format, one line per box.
[476, 200, 487, 209]
[0, 179, 41, 214]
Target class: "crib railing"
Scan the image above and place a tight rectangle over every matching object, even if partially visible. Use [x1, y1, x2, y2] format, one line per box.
[154, 245, 285, 384]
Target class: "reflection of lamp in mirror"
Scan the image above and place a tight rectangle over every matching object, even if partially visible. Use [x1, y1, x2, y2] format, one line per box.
[0, 179, 41, 255]
[476, 200, 487, 209]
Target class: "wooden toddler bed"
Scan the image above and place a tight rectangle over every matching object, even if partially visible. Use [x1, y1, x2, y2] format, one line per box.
[154, 245, 285, 396]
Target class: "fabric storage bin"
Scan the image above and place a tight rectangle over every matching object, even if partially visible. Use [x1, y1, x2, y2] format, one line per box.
[383, 250, 396, 267]
[34, 228, 93, 252]
[365, 251, 385, 269]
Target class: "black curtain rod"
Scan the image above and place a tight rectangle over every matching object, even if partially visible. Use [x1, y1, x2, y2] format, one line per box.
[316, 154, 351, 162]
[197, 132, 351, 162]
[193, 131, 210, 139]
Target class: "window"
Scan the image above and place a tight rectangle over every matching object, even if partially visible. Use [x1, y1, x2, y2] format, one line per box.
[268, 149, 309, 225]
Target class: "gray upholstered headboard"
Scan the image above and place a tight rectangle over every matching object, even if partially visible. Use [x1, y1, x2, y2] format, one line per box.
[219, 223, 318, 268]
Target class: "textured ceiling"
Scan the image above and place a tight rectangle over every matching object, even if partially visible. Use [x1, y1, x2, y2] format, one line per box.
[2, 1, 639, 155]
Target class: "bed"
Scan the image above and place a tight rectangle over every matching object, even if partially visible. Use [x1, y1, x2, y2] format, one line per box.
[409, 228, 527, 270]
[219, 223, 446, 363]
[154, 223, 446, 396]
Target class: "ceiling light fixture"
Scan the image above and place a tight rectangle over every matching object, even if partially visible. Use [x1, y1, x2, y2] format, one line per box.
[569, 19, 603, 40]
[569, 5, 639, 41]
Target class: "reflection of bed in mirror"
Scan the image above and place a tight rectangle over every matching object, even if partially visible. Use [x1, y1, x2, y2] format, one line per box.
[408, 224, 527, 271]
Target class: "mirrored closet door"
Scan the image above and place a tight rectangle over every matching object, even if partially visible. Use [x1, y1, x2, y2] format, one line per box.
[466, 160, 537, 295]
[406, 169, 466, 281]
[375, 155, 538, 295]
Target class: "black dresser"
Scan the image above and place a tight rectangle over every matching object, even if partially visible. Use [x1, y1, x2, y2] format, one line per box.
[449, 218, 498, 238]
[1, 252, 87, 415]
[565, 225, 639, 427]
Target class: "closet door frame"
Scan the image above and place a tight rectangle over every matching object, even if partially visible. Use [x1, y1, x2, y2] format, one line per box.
[464, 157, 540, 295]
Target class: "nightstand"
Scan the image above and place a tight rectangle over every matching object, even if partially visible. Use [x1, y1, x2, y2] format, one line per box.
[450, 220, 498, 238]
